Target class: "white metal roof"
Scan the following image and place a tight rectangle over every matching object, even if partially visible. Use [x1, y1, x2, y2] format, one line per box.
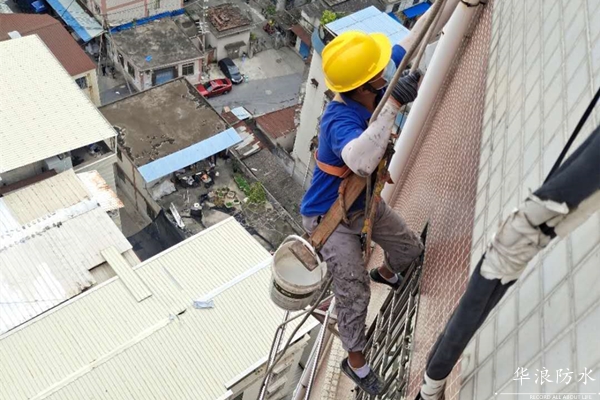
[0, 170, 132, 334]
[0, 35, 116, 174]
[0, 218, 312, 400]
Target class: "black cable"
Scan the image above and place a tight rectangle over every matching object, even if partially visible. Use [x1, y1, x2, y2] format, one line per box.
[544, 86, 600, 183]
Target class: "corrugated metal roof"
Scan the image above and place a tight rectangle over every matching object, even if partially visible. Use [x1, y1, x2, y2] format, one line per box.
[137, 127, 243, 182]
[1, 169, 122, 224]
[0, 218, 314, 399]
[0, 208, 132, 334]
[0, 14, 96, 75]
[77, 170, 124, 212]
[44, 0, 103, 42]
[1, 170, 90, 225]
[0, 35, 116, 174]
[326, 6, 410, 44]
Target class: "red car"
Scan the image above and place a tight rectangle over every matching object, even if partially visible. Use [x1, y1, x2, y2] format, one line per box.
[196, 78, 232, 98]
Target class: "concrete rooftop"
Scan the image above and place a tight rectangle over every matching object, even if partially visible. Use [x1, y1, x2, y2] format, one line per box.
[207, 3, 251, 37]
[109, 18, 202, 69]
[100, 78, 227, 167]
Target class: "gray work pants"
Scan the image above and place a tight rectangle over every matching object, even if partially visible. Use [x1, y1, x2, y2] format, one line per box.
[302, 200, 423, 352]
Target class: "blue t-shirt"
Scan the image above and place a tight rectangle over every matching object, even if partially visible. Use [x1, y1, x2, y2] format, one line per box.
[300, 45, 407, 217]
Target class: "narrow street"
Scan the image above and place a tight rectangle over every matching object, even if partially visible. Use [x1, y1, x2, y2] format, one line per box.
[207, 73, 303, 115]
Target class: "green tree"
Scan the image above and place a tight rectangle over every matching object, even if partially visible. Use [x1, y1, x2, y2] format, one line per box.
[247, 182, 267, 205]
[320, 10, 339, 25]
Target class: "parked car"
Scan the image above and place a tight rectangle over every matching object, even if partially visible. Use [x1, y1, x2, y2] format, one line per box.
[196, 78, 232, 98]
[218, 58, 243, 84]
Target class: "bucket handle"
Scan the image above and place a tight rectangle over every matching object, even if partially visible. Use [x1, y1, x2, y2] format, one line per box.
[277, 235, 326, 278]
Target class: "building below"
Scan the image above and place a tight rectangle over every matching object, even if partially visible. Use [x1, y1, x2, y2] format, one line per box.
[206, 3, 252, 61]
[0, 169, 135, 334]
[0, 14, 101, 105]
[0, 34, 121, 227]
[100, 78, 246, 230]
[107, 18, 204, 91]
[0, 217, 316, 400]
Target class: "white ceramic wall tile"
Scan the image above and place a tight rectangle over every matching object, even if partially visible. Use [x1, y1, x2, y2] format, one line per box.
[543, 282, 571, 344]
[543, 333, 573, 393]
[518, 312, 542, 365]
[475, 357, 494, 400]
[570, 214, 600, 266]
[573, 248, 600, 317]
[495, 334, 516, 390]
[541, 240, 568, 296]
[497, 293, 517, 344]
[576, 305, 600, 372]
[478, 318, 496, 365]
[519, 267, 541, 322]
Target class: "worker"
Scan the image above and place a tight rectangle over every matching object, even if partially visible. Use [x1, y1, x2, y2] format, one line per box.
[299, 31, 425, 394]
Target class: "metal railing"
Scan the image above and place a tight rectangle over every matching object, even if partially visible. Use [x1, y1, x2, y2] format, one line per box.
[356, 254, 424, 400]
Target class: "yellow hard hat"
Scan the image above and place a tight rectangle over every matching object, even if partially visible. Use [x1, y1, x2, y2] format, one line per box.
[321, 31, 392, 93]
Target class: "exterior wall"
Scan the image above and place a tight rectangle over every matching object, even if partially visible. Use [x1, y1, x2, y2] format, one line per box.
[74, 152, 122, 229]
[291, 49, 326, 189]
[110, 40, 202, 91]
[228, 335, 310, 400]
[207, 30, 250, 61]
[458, 0, 600, 398]
[0, 161, 44, 186]
[73, 69, 101, 106]
[115, 151, 161, 222]
[300, 11, 318, 32]
[87, 0, 183, 26]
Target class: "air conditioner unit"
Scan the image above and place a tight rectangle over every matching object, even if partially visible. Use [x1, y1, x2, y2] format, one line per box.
[43, 153, 72, 173]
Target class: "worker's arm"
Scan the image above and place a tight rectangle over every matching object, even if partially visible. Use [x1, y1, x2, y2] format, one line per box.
[339, 72, 421, 177]
[399, 0, 460, 52]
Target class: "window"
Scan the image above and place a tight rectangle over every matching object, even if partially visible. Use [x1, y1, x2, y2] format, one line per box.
[232, 394, 243, 400]
[118, 53, 124, 67]
[182, 62, 194, 76]
[154, 0, 160, 9]
[116, 165, 126, 182]
[75, 76, 88, 89]
[127, 62, 135, 77]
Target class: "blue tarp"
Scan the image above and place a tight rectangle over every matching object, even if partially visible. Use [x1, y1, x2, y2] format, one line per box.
[402, 1, 431, 19]
[45, 0, 103, 42]
[138, 128, 243, 183]
[109, 9, 185, 33]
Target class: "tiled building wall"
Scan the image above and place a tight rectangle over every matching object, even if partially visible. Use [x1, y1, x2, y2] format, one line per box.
[390, 2, 494, 399]
[459, 0, 600, 398]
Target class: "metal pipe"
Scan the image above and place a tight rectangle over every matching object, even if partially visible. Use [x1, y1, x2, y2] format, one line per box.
[304, 298, 335, 399]
[258, 311, 290, 400]
[382, 0, 484, 202]
[411, 0, 448, 73]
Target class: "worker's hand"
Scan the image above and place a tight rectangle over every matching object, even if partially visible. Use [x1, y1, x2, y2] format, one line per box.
[391, 70, 422, 105]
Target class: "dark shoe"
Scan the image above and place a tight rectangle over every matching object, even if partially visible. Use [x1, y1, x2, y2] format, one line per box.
[370, 268, 402, 289]
[340, 358, 384, 396]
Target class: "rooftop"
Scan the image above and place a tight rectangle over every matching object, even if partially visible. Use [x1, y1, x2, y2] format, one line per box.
[207, 3, 252, 36]
[301, 0, 383, 19]
[312, 6, 411, 55]
[0, 14, 95, 76]
[109, 18, 202, 69]
[0, 170, 133, 334]
[0, 217, 316, 399]
[100, 78, 228, 169]
[255, 104, 300, 139]
[0, 35, 116, 174]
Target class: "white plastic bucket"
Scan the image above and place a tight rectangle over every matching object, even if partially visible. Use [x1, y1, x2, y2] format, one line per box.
[270, 235, 327, 311]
